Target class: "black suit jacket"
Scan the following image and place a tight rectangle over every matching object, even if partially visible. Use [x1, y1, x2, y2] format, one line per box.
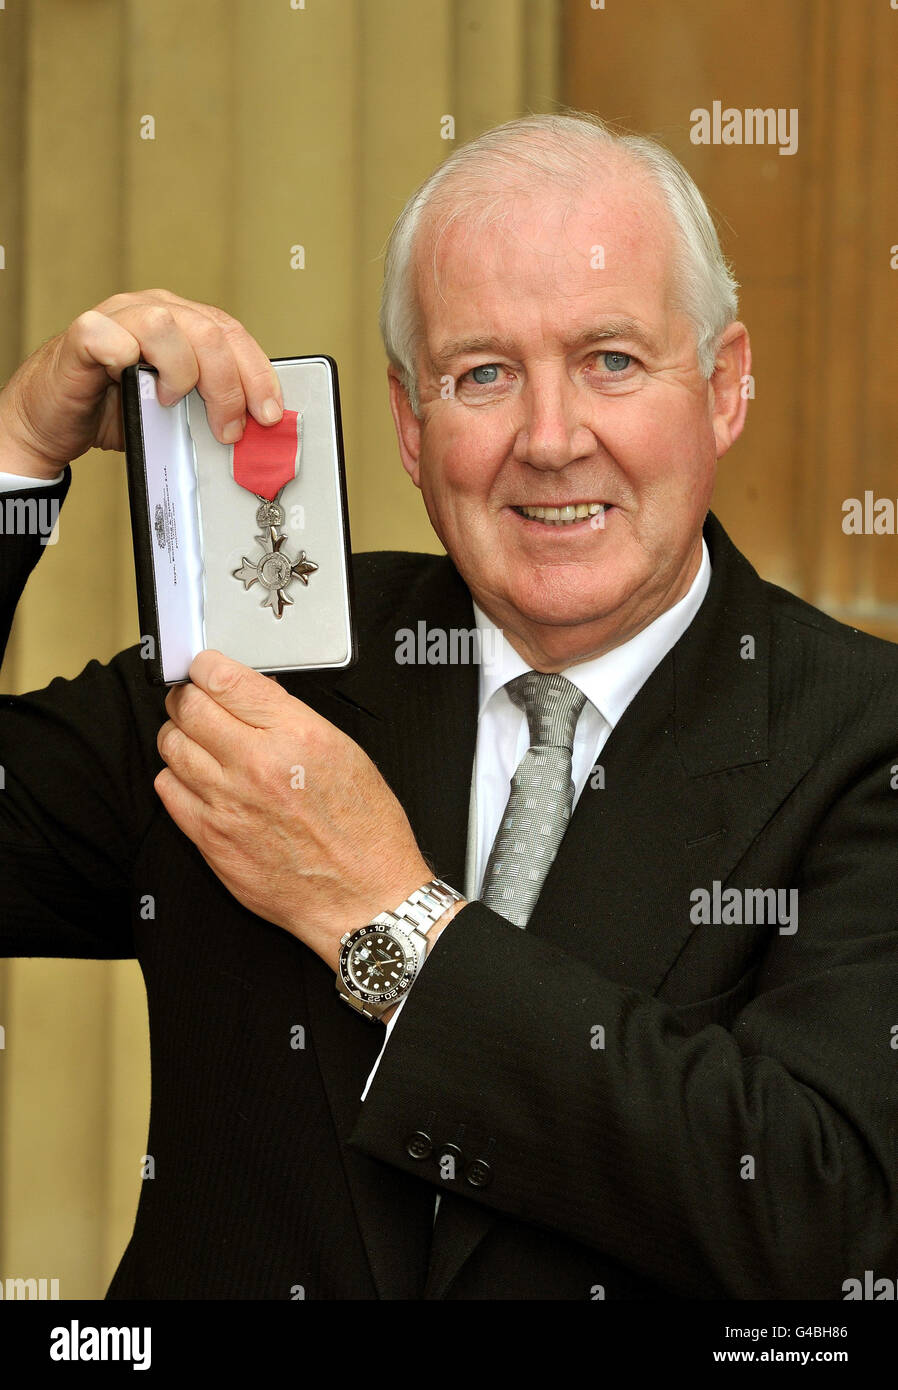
[2, 465, 897, 1299]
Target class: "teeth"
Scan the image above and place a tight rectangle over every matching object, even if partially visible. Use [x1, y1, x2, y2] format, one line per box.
[517, 502, 606, 525]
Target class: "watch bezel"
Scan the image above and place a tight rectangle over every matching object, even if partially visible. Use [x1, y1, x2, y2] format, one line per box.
[338, 923, 419, 1006]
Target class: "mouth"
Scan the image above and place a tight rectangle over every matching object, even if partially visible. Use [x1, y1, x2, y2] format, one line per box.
[509, 501, 611, 528]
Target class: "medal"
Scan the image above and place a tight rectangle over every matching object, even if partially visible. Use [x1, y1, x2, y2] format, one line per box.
[230, 410, 318, 619]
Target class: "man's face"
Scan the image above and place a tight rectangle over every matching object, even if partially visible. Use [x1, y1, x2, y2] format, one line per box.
[389, 170, 748, 667]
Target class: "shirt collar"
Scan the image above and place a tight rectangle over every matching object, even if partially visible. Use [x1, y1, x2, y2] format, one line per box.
[472, 537, 711, 727]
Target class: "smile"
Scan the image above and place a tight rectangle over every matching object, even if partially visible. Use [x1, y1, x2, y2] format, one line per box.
[511, 502, 608, 527]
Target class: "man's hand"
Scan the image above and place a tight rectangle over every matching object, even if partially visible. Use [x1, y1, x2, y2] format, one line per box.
[0, 288, 283, 478]
[153, 650, 435, 973]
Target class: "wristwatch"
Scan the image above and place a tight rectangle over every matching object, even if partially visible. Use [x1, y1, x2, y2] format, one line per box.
[336, 877, 464, 1021]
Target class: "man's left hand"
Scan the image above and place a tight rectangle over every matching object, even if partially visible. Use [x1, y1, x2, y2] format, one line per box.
[153, 650, 433, 972]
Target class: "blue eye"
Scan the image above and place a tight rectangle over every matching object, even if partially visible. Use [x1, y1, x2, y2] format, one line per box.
[602, 352, 631, 372]
[469, 364, 500, 384]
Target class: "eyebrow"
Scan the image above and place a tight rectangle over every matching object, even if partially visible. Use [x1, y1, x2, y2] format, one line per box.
[431, 318, 661, 371]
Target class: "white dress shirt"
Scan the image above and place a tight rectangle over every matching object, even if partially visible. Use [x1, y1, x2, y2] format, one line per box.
[360, 537, 711, 1100]
[0, 470, 66, 490]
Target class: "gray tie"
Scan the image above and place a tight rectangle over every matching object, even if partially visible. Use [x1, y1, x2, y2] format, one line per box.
[480, 671, 588, 928]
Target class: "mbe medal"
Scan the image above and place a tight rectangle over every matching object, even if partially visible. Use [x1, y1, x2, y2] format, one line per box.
[231, 410, 319, 619]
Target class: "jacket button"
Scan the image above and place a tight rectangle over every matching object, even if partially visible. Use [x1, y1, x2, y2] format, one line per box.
[465, 1158, 492, 1188]
[405, 1131, 433, 1160]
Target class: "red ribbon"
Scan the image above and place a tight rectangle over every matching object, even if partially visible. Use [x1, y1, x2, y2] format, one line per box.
[232, 410, 301, 501]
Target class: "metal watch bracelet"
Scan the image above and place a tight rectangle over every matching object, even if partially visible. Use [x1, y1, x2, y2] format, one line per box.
[336, 877, 464, 1020]
[380, 877, 465, 943]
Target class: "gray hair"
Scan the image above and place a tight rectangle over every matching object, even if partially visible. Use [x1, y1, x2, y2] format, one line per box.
[379, 110, 739, 416]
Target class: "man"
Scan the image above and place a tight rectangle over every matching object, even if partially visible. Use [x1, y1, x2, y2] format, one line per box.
[0, 112, 896, 1300]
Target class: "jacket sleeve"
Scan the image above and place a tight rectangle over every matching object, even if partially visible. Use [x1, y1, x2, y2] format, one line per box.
[347, 743, 898, 1299]
[0, 466, 160, 959]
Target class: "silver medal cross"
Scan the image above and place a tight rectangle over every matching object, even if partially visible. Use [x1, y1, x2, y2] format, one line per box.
[232, 491, 318, 620]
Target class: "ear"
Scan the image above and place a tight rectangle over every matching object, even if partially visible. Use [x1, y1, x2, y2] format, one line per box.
[388, 368, 423, 488]
[709, 321, 751, 458]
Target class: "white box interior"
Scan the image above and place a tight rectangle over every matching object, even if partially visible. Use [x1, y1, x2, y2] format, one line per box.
[137, 359, 353, 683]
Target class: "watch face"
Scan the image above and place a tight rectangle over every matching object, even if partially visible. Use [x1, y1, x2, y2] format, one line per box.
[341, 927, 416, 1003]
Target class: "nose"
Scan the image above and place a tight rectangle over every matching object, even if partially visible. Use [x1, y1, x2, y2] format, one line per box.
[512, 366, 598, 470]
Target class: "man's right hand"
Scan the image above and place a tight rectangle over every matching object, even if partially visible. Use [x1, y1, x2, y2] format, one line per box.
[0, 288, 285, 479]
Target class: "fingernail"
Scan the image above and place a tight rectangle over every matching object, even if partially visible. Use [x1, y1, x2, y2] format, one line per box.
[221, 417, 244, 444]
[260, 397, 282, 424]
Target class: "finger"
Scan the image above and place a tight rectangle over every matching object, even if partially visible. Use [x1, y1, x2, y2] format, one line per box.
[156, 717, 224, 799]
[153, 765, 209, 839]
[163, 681, 248, 765]
[175, 297, 284, 429]
[97, 300, 202, 410]
[107, 300, 252, 441]
[63, 309, 143, 393]
[100, 296, 244, 442]
[100, 289, 283, 437]
[95, 379, 127, 452]
[187, 650, 296, 730]
[162, 304, 250, 441]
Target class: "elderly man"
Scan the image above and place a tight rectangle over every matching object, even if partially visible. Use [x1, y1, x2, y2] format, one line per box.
[0, 112, 896, 1301]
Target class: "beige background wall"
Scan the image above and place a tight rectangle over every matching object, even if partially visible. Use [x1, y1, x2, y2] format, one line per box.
[0, 0, 559, 1299]
[2, 0, 896, 1299]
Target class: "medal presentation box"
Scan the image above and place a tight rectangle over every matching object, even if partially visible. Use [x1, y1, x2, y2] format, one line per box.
[121, 357, 357, 686]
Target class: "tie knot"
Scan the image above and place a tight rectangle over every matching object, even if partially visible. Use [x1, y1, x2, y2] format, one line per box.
[506, 670, 587, 753]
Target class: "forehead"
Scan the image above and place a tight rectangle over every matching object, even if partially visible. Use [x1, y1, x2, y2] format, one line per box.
[413, 172, 680, 346]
